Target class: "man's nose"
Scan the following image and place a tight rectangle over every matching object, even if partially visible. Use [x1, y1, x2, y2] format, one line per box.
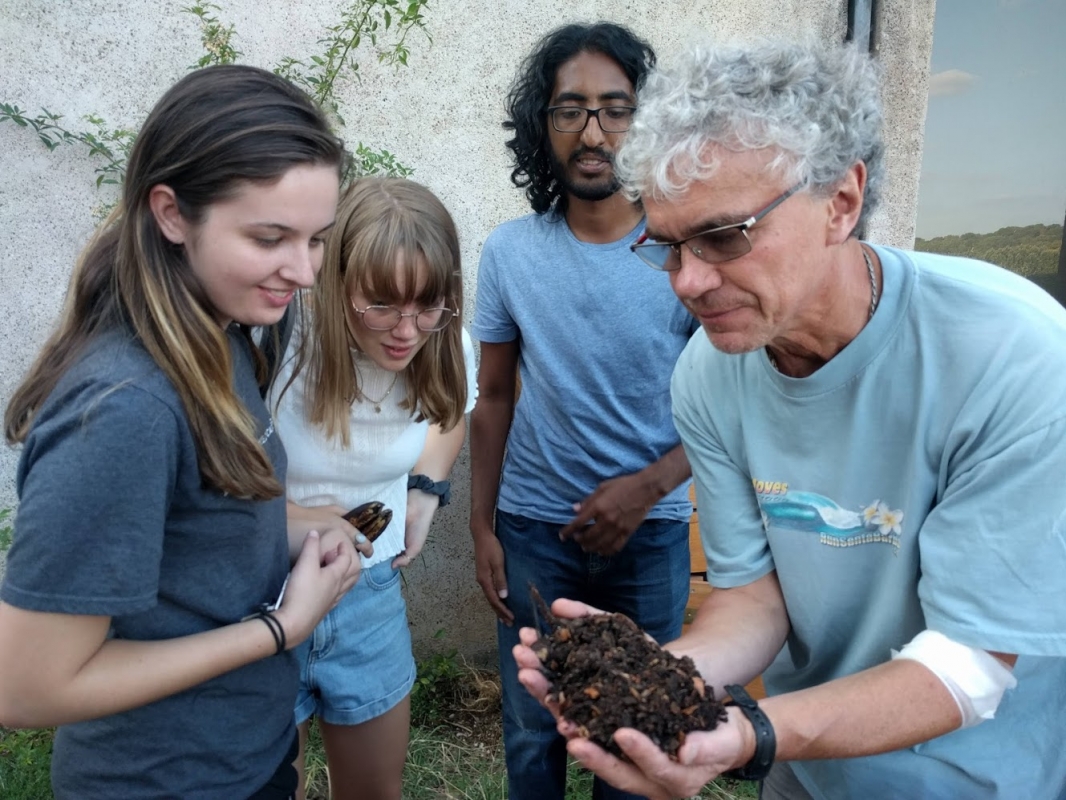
[580, 112, 607, 147]
[670, 246, 723, 299]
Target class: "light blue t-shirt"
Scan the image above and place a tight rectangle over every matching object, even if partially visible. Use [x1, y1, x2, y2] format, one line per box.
[472, 211, 698, 522]
[672, 244, 1066, 799]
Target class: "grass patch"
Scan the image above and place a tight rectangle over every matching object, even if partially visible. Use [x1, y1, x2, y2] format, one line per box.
[306, 654, 757, 800]
[0, 727, 53, 798]
[401, 724, 509, 799]
[304, 719, 755, 800]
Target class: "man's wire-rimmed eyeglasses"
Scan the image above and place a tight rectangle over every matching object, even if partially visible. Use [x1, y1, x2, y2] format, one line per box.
[630, 183, 805, 271]
[547, 106, 637, 133]
[350, 302, 457, 332]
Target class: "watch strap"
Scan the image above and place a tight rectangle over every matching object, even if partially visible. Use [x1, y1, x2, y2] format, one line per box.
[408, 473, 451, 507]
[722, 683, 776, 781]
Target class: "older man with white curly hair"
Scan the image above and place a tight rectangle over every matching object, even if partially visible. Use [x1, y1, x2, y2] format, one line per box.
[514, 38, 1066, 800]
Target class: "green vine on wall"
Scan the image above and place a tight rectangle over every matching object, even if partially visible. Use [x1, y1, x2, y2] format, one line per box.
[273, 0, 429, 129]
[184, 2, 243, 67]
[0, 106, 136, 191]
[0, 0, 428, 215]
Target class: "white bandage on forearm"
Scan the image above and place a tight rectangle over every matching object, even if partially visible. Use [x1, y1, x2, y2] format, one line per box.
[891, 630, 1017, 728]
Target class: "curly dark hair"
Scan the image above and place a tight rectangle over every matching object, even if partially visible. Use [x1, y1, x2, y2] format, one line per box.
[504, 22, 656, 216]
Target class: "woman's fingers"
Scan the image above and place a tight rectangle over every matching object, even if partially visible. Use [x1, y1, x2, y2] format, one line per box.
[352, 530, 374, 558]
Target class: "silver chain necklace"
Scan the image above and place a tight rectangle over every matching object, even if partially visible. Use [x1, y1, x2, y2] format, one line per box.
[768, 247, 879, 373]
[862, 246, 879, 321]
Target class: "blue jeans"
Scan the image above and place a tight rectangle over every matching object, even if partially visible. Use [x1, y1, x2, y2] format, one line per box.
[495, 511, 691, 800]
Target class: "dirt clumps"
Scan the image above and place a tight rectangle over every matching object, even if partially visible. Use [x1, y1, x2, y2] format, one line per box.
[529, 586, 727, 760]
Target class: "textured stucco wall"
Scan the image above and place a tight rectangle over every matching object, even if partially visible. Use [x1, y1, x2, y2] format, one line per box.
[0, 0, 933, 664]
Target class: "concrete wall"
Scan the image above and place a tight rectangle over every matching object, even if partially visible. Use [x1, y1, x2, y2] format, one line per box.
[0, 0, 934, 665]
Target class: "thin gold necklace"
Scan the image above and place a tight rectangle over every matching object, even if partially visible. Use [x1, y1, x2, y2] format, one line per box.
[357, 370, 399, 413]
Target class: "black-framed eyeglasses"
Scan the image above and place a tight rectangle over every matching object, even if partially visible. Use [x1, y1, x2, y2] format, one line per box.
[350, 302, 457, 332]
[547, 105, 637, 133]
[630, 183, 805, 271]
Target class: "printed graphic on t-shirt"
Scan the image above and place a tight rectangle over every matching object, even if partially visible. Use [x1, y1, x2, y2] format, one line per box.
[259, 418, 275, 446]
[752, 479, 904, 550]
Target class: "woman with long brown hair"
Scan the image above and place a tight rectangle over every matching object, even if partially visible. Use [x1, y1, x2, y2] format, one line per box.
[0, 65, 366, 799]
[270, 177, 474, 799]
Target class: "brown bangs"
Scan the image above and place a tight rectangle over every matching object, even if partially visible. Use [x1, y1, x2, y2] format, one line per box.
[348, 215, 457, 310]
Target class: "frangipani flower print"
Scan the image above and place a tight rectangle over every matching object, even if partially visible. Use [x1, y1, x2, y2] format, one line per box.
[862, 501, 903, 535]
[862, 501, 888, 525]
[874, 507, 904, 536]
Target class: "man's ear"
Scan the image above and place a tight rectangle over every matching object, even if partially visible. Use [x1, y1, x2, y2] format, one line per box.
[825, 161, 867, 246]
[148, 184, 189, 245]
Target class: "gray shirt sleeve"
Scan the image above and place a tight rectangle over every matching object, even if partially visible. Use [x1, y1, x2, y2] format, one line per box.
[3, 382, 179, 616]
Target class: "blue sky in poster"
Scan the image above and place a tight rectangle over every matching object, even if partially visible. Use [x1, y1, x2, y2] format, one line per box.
[915, 0, 1065, 238]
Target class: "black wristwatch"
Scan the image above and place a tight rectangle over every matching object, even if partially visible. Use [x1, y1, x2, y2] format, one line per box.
[722, 684, 776, 781]
[408, 473, 451, 507]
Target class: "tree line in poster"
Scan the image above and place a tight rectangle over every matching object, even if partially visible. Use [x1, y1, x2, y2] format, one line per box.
[914, 223, 1063, 278]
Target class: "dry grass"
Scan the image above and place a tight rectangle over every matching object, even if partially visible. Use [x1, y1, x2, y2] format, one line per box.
[303, 664, 758, 800]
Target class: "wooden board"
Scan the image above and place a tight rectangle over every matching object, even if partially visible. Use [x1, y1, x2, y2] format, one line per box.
[682, 578, 713, 627]
[689, 518, 707, 575]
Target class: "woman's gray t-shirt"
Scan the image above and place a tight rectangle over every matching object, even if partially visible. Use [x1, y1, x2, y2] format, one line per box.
[1, 327, 296, 799]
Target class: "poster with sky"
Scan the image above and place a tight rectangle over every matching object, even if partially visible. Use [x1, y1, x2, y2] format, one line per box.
[916, 0, 1065, 239]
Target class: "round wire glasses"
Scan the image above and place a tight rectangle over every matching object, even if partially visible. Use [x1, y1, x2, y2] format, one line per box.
[350, 303, 457, 332]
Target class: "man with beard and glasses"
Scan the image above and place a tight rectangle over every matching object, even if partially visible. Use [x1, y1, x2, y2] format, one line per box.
[470, 21, 700, 800]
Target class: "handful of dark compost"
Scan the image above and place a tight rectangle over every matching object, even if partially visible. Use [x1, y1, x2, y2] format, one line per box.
[529, 585, 727, 760]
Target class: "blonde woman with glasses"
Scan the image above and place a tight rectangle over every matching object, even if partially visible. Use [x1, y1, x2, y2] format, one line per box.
[269, 177, 475, 800]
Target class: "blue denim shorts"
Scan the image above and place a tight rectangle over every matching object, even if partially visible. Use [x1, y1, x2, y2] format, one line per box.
[293, 560, 416, 726]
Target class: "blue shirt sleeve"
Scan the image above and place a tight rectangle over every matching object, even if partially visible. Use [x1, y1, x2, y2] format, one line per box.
[918, 414, 1066, 656]
[471, 230, 518, 344]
